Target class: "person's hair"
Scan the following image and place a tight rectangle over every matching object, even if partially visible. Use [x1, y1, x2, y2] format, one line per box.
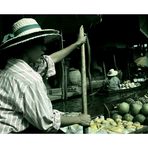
[0, 38, 44, 69]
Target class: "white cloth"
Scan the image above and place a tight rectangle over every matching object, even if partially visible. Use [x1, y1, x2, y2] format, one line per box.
[0, 57, 61, 133]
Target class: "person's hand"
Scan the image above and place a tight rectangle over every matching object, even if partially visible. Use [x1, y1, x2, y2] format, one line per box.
[76, 25, 87, 47]
[78, 114, 91, 126]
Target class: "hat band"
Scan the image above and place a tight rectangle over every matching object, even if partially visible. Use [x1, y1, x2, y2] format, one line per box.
[14, 24, 41, 36]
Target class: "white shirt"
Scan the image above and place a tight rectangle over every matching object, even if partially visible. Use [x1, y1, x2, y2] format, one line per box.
[0, 56, 61, 133]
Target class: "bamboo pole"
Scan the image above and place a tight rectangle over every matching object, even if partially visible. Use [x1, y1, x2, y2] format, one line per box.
[86, 36, 93, 93]
[80, 25, 88, 133]
[103, 61, 107, 79]
[61, 32, 65, 100]
[113, 54, 118, 70]
[60, 32, 67, 100]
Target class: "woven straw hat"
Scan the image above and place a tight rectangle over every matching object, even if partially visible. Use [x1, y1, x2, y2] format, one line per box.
[0, 18, 60, 50]
[107, 69, 118, 77]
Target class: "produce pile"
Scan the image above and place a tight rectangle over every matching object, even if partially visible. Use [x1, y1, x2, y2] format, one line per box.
[119, 80, 141, 89]
[61, 93, 148, 134]
[89, 116, 143, 134]
[116, 96, 148, 125]
[89, 93, 148, 134]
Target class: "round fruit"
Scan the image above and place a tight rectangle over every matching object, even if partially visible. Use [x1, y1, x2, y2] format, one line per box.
[135, 101, 143, 106]
[130, 103, 142, 115]
[141, 103, 148, 115]
[117, 102, 130, 114]
[134, 114, 146, 124]
[112, 113, 122, 120]
[123, 113, 134, 121]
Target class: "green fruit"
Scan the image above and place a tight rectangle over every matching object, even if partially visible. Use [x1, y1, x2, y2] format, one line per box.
[117, 102, 130, 114]
[134, 114, 146, 124]
[141, 104, 148, 115]
[123, 113, 134, 121]
[112, 113, 122, 120]
[131, 103, 142, 115]
[135, 101, 143, 106]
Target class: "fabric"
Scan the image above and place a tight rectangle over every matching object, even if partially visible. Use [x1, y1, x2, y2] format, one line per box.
[31, 55, 56, 79]
[105, 76, 120, 91]
[0, 56, 61, 133]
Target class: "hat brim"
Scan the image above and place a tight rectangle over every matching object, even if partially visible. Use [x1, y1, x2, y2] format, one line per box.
[107, 71, 118, 76]
[0, 29, 61, 50]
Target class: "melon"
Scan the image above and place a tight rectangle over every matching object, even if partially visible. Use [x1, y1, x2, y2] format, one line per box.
[134, 114, 146, 124]
[123, 113, 134, 121]
[141, 103, 148, 115]
[131, 103, 142, 115]
[117, 102, 130, 114]
[135, 101, 143, 106]
[112, 113, 122, 120]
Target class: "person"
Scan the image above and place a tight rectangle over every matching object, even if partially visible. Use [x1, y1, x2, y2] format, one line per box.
[136, 68, 146, 79]
[103, 69, 120, 91]
[0, 18, 91, 133]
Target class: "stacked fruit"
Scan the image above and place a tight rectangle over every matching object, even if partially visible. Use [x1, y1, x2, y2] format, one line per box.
[112, 99, 148, 125]
[89, 115, 143, 134]
[119, 80, 141, 89]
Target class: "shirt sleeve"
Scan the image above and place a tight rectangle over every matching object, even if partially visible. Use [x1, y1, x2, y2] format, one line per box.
[22, 81, 61, 132]
[35, 55, 56, 79]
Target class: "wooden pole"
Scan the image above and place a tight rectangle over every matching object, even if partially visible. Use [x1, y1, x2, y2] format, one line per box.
[61, 32, 67, 100]
[80, 25, 88, 133]
[86, 36, 93, 93]
[61, 32, 65, 100]
[103, 61, 107, 79]
[113, 54, 118, 70]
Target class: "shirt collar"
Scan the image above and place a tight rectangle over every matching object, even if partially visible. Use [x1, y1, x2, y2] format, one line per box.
[6, 58, 34, 72]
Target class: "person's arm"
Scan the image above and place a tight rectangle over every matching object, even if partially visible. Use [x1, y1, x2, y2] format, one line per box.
[50, 41, 83, 63]
[61, 113, 91, 127]
[50, 26, 87, 63]
[23, 82, 61, 132]
[23, 78, 91, 132]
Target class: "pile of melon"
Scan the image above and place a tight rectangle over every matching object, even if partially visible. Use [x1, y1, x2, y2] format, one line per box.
[112, 98, 148, 125]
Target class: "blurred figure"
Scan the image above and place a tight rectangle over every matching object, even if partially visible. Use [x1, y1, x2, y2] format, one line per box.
[103, 69, 120, 91]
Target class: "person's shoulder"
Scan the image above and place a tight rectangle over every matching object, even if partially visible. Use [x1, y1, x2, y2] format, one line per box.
[111, 76, 119, 81]
[8, 68, 43, 86]
[115, 76, 120, 82]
